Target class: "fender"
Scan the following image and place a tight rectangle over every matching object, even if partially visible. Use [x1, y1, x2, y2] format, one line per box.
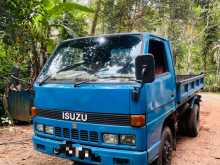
[189, 94, 201, 109]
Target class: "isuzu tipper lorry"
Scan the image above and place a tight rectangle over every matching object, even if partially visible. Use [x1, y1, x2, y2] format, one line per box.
[32, 32, 204, 165]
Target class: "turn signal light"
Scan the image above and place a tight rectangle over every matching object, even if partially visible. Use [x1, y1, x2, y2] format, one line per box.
[31, 107, 38, 117]
[130, 115, 145, 127]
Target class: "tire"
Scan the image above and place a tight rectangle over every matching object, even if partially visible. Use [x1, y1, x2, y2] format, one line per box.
[178, 113, 188, 135]
[187, 104, 200, 137]
[157, 127, 173, 165]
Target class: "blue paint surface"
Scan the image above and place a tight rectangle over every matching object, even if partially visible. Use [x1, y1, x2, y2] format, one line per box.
[32, 32, 204, 164]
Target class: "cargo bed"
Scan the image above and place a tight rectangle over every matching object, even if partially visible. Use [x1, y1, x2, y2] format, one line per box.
[176, 74, 204, 106]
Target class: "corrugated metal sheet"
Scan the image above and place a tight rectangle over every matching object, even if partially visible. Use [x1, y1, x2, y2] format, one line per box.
[8, 91, 34, 122]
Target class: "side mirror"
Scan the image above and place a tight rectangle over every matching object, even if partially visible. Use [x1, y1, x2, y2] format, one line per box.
[135, 54, 155, 83]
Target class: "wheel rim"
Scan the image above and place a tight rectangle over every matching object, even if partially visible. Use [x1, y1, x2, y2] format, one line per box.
[162, 137, 172, 165]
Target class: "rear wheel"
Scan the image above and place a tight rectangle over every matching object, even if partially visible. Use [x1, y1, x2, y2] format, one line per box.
[178, 113, 188, 135]
[187, 104, 200, 137]
[157, 127, 173, 165]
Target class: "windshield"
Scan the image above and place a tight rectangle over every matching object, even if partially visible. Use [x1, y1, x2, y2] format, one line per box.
[37, 34, 142, 83]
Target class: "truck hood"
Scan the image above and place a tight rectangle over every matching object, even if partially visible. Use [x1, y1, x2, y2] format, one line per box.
[34, 83, 145, 114]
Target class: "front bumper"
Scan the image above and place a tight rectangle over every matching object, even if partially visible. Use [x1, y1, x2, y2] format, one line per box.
[33, 135, 147, 165]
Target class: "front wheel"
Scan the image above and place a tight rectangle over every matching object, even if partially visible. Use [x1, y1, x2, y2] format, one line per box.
[157, 127, 173, 165]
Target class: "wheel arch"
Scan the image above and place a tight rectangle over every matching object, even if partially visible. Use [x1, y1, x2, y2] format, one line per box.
[161, 112, 177, 149]
[189, 94, 201, 109]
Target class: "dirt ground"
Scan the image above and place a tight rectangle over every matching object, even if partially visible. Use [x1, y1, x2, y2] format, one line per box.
[0, 93, 219, 165]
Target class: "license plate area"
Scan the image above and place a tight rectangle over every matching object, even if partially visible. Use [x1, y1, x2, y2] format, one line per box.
[54, 142, 101, 162]
[65, 144, 90, 158]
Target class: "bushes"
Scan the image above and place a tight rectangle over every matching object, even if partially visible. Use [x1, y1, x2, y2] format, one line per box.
[203, 74, 220, 92]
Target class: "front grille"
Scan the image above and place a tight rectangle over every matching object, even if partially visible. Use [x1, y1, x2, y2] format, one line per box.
[72, 129, 79, 139]
[90, 131, 98, 142]
[55, 127, 99, 143]
[80, 130, 89, 141]
[55, 127, 61, 137]
[37, 109, 131, 126]
[63, 128, 70, 138]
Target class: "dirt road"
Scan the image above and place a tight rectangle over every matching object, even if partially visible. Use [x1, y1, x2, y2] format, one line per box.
[172, 93, 220, 165]
[0, 93, 219, 165]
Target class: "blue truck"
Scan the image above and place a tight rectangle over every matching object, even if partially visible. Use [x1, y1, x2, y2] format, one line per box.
[32, 32, 204, 165]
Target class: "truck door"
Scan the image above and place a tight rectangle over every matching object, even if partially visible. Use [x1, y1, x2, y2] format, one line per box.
[145, 37, 176, 162]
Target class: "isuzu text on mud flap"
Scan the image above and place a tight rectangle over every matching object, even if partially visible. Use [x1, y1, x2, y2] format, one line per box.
[32, 32, 204, 165]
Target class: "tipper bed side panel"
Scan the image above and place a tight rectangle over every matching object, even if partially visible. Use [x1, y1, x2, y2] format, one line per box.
[176, 74, 204, 105]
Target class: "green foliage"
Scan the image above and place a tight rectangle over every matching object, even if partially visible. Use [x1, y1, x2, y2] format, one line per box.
[0, 0, 219, 92]
[91, 0, 220, 92]
[204, 73, 220, 92]
[0, 0, 93, 84]
[47, 2, 94, 17]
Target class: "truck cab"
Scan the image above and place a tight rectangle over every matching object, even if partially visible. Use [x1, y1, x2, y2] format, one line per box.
[32, 32, 204, 165]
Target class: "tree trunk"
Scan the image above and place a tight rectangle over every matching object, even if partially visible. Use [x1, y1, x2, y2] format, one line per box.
[105, 0, 115, 33]
[90, 0, 101, 35]
[31, 43, 40, 82]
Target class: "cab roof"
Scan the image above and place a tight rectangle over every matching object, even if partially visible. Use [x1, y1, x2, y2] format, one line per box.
[61, 32, 168, 44]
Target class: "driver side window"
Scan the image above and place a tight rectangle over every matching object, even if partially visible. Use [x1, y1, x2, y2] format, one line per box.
[148, 39, 168, 75]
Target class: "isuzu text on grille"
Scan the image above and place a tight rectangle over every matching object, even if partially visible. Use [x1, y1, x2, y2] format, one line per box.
[62, 112, 88, 121]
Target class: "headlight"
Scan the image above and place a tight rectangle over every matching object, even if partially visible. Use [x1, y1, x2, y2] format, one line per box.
[103, 134, 118, 144]
[36, 124, 44, 132]
[45, 126, 54, 135]
[120, 135, 136, 145]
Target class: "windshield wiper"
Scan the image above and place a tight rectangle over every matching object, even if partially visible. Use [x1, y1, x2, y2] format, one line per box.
[74, 80, 91, 87]
[97, 75, 141, 83]
[38, 62, 85, 86]
[38, 74, 52, 86]
[57, 61, 84, 73]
